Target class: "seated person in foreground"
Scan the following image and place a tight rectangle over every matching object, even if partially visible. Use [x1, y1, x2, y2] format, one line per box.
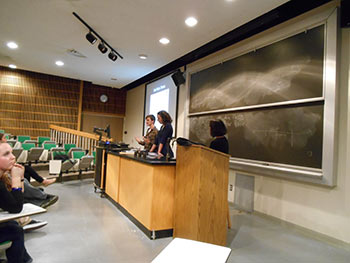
[135, 114, 158, 151]
[0, 141, 33, 263]
[0, 133, 56, 187]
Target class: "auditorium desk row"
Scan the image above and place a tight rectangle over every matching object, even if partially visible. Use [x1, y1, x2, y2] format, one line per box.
[105, 152, 176, 239]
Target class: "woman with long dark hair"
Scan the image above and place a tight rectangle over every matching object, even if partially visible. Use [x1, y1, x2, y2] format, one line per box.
[0, 141, 33, 263]
[150, 111, 174, 158]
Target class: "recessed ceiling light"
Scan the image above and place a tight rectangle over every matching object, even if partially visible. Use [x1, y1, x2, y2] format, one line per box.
[7, 42, 18, 49]
[185, 17, 198, 27]
[159, 38, 170, 45]
[9, 64, 17, 69]
[139, 54, 148, 60]
[55, 61, 64, 66]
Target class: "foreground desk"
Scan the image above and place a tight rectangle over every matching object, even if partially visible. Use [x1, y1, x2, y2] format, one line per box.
[105, 152, 176, 239]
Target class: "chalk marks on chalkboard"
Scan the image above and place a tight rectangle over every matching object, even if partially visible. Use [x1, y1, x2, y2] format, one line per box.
[189, 25, 324, 114]
[189, 105, 323, 168]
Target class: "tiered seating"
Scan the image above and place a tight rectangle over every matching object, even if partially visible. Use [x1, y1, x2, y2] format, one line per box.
[4, 133, 94, 182]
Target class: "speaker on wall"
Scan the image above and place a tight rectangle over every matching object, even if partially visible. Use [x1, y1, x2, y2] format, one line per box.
[171, 70, 186, 87]
[341, 0, 350, 28]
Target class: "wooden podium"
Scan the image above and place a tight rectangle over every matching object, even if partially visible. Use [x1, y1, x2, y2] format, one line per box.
[174, 144, 230, 246]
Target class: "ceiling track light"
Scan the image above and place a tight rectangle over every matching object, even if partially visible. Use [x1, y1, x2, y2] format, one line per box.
[108, 51, 117, 61]
[86, 32, 97, 44]
[73, 12, 123, 61]
[98, 42, 108, 54]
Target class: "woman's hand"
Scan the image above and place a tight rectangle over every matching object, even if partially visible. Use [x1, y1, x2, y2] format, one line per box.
[11, 163, 24, 189]
[11, 163, 24, 179]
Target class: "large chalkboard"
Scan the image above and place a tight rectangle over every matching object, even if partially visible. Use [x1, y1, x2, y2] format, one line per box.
[189, 25, 324, 113]
[189, 25, 325, 169]
[189, 104, 323, 168]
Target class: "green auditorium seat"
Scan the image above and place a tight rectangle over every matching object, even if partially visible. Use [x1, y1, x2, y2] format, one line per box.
[22, 143, 35, 151]
[0, 129, 5, 134]
[73, 151, 85, 160]
[38, 136, 51, 147]
[64, 144, 76, 154]
[44, 143, 57, 151]
[17, 135, 31, 143]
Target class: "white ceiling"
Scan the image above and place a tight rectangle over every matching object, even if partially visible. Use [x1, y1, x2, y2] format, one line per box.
[0, 0, 289, 88]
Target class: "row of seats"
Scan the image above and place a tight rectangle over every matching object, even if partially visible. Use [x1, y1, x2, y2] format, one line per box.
[7, 138, 95, 173]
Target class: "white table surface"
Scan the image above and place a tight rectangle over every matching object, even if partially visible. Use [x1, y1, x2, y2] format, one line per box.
[0, 203, 47, 223]
[152, 238, 231, 263]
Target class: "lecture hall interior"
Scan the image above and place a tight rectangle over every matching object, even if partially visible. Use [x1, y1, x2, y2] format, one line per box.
[1, 0, 350, 262]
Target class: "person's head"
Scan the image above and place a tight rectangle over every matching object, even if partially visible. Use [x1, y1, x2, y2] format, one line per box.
[0, 142, 15, 172]
[157, 111, 172, 125]
[209, 120, 227, 137]
[145, 115, 155, 127]
[0, 133, 7, 143]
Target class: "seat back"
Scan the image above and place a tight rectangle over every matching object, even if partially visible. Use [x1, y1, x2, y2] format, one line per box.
[23, 140, 37, 145]
[27, 147, 44, 162]
[79, 156, 94, 170]
[61, 160, 76, 172]
[22, 143, 35, 151]
[51, 147, 67, 160]
[0, 129, 5, 134]
[7, 139, 17, 148]
[12, 148, 23, 159]
[42, 141, 56, 145]
[38, 136, 51, 147]
[92, 151, 96, 165]
[64, 144, 76, 154]
[17, 135, 31, 143]
[68, 147, 83, 158]
[44, 143, 57, 150]
[72, 151, 85, 160]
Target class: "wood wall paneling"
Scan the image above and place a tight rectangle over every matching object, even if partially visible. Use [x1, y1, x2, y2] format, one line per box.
[0, 66, 80, 137]
[0, 66, 126, 139]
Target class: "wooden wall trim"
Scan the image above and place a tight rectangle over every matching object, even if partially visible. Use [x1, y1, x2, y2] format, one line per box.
[0, 92, 78, 102]
[1, 109, 77, 117]
[1, 101, 77, 110]
[1, 127, 50, 132]
[1, 83, 80, 94]
[77, 81, 84, 131]
[82, 111, 125, 118]
[0, 118, 76, 125]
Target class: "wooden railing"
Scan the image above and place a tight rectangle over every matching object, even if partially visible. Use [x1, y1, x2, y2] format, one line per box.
[49, 125, 110, 154]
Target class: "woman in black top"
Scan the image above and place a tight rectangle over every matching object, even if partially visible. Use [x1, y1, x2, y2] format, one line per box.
[0, 141, 33, 263]
[150, 111, 174, 158]
[209, 120, 229, 154]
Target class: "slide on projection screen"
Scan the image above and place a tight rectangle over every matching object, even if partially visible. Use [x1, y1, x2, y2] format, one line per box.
[144, 74, 178, 133]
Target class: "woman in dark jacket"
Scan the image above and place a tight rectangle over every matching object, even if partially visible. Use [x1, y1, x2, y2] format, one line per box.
[0, 141, 33, 263]
[150, 111, 174, 158]
[209, 120, 229, 154]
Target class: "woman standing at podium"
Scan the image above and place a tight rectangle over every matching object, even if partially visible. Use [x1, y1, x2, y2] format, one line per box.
[150, 111, 174, 158]
[209, 120, 229, 154]
[135, 115, 158, 151]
